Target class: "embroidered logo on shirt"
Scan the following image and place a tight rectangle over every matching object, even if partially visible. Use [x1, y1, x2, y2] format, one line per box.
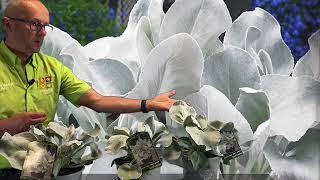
[40, 75, 52, 89]
[0, 83, 14, 92]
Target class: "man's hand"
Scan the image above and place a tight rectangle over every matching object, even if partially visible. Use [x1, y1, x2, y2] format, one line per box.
[12, 112, 47, 130]
[147, 90, 176, 111]
[0, 112, 47, 136]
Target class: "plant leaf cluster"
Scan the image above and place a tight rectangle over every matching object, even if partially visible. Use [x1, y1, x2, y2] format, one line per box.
[0, 121, 102, 177]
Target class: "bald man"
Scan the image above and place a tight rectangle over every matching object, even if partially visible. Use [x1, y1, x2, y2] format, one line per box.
[0, 0, 176, 171]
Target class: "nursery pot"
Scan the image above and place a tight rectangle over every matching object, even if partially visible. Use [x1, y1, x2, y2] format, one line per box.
[53, 166, 84, 180]
[181, 155, 221, 180]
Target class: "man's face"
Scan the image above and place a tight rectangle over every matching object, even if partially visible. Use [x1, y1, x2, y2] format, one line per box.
[5, 2, 50, 54]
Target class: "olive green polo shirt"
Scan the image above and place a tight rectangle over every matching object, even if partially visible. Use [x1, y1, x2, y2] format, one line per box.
[0, 41, 91, 168]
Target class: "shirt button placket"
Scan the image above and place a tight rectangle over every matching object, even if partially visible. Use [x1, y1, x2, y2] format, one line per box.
[26, 87, 35, 112]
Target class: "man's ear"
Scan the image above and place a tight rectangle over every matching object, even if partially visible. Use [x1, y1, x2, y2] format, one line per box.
[2, 17, 12, 31]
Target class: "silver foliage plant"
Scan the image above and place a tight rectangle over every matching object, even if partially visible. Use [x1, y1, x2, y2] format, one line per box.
[105, 116, 165, 180]
[0, 122, 102, 177]
[41, 0, 320, 179]
[105, 102, 240, 180]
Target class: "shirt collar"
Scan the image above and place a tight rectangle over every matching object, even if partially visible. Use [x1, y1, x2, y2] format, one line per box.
[0, 41, 38, 69]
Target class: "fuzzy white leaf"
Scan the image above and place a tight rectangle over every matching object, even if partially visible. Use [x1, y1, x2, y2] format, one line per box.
[136, 16, 154, 67]
[232, 121, 271, 174]
[264, 128, 320, 180]
[236, 87, 270, 132]
[41, 26, 79, 61]
[147, 0, 165, 45]
[258, 49, 273, 75]
[59, 43, 92, 82]
[261, 75, 320, 141]
[169, 101, 197, 125]
[186, 126, 221, 151]
[127, 33, 204, 100]
[144, 115, 166, 136]
[105, 135, 129, 155]
[0, 132, 37, 169]
[293, 30, 320, 80]
[224, 8, 294, 75]
[71, 106, 107, 137]
[83, 0, 151, 67]
[89, 58, 136, 96]
[202, 46, 261, 104]
[159, 0, 231, 56]
[47, 122, 69, 138]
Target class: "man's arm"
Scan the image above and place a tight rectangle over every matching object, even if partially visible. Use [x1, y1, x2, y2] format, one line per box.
[0, 112, 47, 136]
[79, 89, 176, 113]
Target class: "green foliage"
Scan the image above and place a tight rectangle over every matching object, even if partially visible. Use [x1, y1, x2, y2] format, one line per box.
[43, 0, 123, 45]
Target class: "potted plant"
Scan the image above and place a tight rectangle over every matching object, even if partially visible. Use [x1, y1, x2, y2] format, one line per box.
[167, 101, 242, 179]
[105, 101, 242, 180]
[105, 115, 171, 180]
[0, 121, 102, 180]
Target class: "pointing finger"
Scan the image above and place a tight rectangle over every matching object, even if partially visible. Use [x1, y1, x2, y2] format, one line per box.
[166, 90, 176, 98]
[28, 112, 47, 118]
[28, 116, 47, 125]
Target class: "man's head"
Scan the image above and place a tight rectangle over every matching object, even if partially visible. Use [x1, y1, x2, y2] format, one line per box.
[3, 0, 51, 56]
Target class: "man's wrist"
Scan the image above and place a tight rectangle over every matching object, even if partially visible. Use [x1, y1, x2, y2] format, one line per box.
[141, 100, 149, 113]
[141, 100, 155, 113]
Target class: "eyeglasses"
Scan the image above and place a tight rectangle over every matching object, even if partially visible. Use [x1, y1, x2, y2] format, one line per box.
[7, 17, 53, 33]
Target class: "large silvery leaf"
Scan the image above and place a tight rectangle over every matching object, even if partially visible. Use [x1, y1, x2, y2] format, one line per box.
[258, 49, 274, 75]
[89, 58, 136, 96]
[47, 122, 69, 139]
[230, 121, 271, 174]
[244, 27, 273, 75]
[144, 115, 166, 136]
[123, 0, 151, 36]
[127, 33, 204, 100]
[293, 29, 320, 80]
[261, 75, 320, 141]
[159, 0, 231, 55]
[136, 16, 154, 67]
[117, 112, 156, 131]
[202, 46, 261, 105]
[264, 128, 320, 180]
[236, 87, 270, 132]
[59, 43, 92, 82]
[83, 0, 151, 62]
[224, 8, 294, 75]
[147, 0, 165, 45]
[0, 132, 37, 169]
[41, 25, 79, 60]
[84, 35, 141, 81]
[71, 106, 107, 137]
[55, 96, 73, 125]
[184, 85, 253, 145]
[117, 114, 139, 129]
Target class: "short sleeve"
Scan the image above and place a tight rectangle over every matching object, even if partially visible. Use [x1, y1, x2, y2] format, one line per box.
[60, 65, 91, 106]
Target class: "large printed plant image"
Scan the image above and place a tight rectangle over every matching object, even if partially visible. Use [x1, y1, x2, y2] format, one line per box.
[41, 0, 320, 179]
